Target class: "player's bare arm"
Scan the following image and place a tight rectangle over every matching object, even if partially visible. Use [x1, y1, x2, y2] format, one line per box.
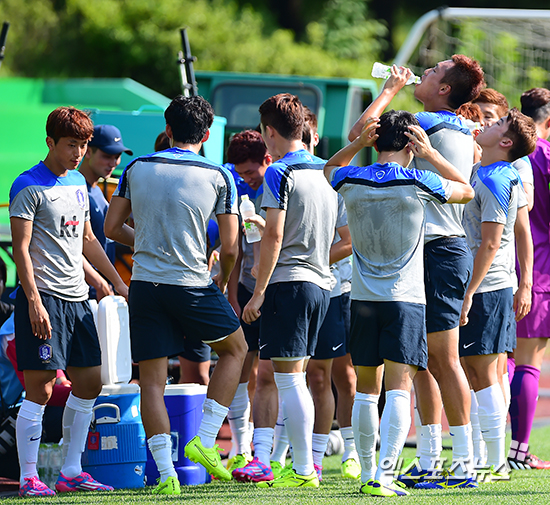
[242, 207, 285, 324]
[10, 216, 52, 339]
[104, 195, 135, 247]
[348, 66, 411, 141]
[213, 213, 240, 294]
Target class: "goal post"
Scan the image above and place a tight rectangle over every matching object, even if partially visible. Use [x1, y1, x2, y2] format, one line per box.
[393, 8, 550, 106]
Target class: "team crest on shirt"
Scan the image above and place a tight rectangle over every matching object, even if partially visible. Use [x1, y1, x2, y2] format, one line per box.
[38, 344, 53, 363]
[75, 189, 86, 209]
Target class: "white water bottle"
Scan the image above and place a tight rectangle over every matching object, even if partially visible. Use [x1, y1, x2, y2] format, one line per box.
[239, 195, 261, 243]
[371, 62, 421, 85]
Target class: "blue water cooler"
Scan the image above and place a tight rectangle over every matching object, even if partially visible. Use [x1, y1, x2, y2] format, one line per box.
[145, 384, 210, 486]
[82, 383, 146, 488]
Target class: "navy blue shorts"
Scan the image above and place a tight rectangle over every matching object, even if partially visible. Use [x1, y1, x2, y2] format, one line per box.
[178, 338, 211, 363]
[350, 300, 427, 370]
[129, 281, 241, 363]
[341, 291, 351, 352]
[238, 282, 260, 352]
[15, 289, 101, 371]
[459, 288, 515, 357]
[259, 281, 330, 360]
[312, 294, 348, 360]
[425, 237, 473, 333]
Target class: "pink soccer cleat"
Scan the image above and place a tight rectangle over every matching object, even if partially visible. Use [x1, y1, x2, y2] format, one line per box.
[55, 471, 114, 493]
[19, 476, 56, 497]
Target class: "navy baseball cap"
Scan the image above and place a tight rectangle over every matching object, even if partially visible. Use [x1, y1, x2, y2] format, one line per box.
[89, 124, 133, 155]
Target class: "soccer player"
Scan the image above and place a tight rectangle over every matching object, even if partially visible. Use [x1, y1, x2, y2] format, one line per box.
[239, 93, 337, 488]
[104, 95, 247, 495]
[507, 88, 550, 469]
[79, 124, 133, 300]
[350, 57, 485, 488]
[225, 129, 271, 472]
[10, 106, 128, 497]
[326, 110, 474, 497]
[460, 108, 537, 475]
[301, 108, 358, 480]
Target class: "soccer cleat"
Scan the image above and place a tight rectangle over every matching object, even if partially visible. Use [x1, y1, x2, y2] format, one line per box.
[360, 479, 409, 497]
[55, 471, 114, 492]
[484, 465, 510, 483]
[314, 463, 323, 481]
[19, 476, 56, 497]
[270, 460, 292, 479]
[508, 452, 550, 470]
[184, 435, 232, 481]
[397, 459, 430, 488]
[414, 469, 478, 489]
[257, 468, 319, 488]
[227, 453, 253, 473]
[152, 476, 181, 495]
[233, 456, 274, 482]
[341, 458, 361, 479]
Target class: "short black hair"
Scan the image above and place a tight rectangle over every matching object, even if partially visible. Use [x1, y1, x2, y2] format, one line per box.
[375, 110, 419, 153]
[164, 95, 214, 144]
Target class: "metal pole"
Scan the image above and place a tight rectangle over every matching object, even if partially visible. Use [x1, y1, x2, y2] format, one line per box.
[0, 22, 10, 70]
[179, 28, 198, 96]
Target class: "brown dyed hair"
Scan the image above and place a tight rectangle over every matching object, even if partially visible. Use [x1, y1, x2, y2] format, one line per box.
[520, 88, 550, 124]
[504, 108, 538, 162]
[456, 102, 483, 123]
[46, 107, 94, 143]
[473, 88, 509, 117]
[227, 130, 267, 165]
[441, 55, 485, 110]
[259, 93, 304, 141]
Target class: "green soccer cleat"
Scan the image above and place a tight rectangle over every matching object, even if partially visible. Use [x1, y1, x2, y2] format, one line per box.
[152, 476, 181, 495]
[228, 453, 253, 473]
[341, 458, 361, 479]
[257, 468, 319, 488]
[270, 460, 292, 479]
[360, 479, 410, 497]
[184, 435, 232, 481]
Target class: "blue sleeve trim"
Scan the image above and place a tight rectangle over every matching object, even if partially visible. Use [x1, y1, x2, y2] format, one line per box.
[477, 161, 520, 217]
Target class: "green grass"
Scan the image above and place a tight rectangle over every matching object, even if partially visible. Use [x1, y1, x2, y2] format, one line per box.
[5, 424, 550, 504]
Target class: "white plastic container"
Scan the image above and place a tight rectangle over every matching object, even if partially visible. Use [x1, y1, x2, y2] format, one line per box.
[239, 195, 261, 243]
[371, 62, 421, 85]
[97, 295, 132, 385]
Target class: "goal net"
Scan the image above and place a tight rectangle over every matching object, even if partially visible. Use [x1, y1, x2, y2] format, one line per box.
[394, 8, 550, 106]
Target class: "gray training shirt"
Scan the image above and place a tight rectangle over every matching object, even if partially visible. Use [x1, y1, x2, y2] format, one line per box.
[114, 148, 238, 287]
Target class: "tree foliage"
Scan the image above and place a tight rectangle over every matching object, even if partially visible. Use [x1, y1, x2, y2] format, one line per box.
[0, 0, 385, 98]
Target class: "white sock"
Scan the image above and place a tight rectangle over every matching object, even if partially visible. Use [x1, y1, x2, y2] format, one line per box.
[61, 393, 94, 478]
[228, 382, 251, 456]
[375, 389, 411, 486]
[16, 400, 45, 483]
[148, 433, 177, 481]
[502, 372, 511, 409]
[449, 424, 474, 477]
[312, 433, 329, 468]
[271, 394, 289, 465]
[470, 390, 487, 466]
[340, 426, 358, 463]
[274, 372, 314, 476]
[476, 384, 506, 470]
[197, 398, 229, 449]
[352, 392, 379, 483]
[414, 406, 422, 458]
[418, 424, 442, 470]
[252, 427, 274, 466]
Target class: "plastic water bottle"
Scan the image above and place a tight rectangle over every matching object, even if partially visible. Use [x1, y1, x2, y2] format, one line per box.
[239, 195, 261, 243]
[371, 62, 421, 85]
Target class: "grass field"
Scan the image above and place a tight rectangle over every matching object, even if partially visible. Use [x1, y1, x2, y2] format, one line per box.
[4, 425, 550, 504]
